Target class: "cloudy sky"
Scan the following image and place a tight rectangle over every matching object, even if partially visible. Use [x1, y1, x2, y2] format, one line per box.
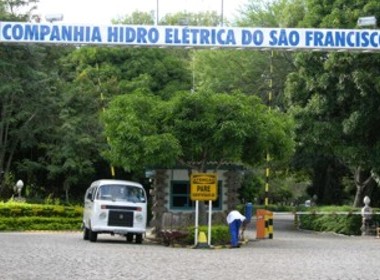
[34, 0, 248, 24]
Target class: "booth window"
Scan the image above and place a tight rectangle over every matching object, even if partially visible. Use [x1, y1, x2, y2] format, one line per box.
[170, 180, 222, 210]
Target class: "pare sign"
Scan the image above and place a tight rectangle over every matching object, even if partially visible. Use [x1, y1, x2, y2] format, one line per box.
[190, 173, 218, 201]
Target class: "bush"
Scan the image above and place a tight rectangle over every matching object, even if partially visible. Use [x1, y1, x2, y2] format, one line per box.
[184, 225, 230, 246]
[298, 206, 376, 236]
[254, 204, 296, 212]
[0, 217, 82, 231]
[0, 201, 83, 231]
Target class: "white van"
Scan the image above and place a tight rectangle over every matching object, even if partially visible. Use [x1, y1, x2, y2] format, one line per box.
[82, 179, 147, 243]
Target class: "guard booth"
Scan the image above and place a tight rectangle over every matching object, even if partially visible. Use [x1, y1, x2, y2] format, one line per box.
[256, 209, 273, 239]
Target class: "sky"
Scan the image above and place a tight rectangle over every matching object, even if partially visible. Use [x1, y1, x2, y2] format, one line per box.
[34, 0, 248, 24]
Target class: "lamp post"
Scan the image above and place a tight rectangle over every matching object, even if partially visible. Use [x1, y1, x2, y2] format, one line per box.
[361, 196, 373, 235]
[156, 0, 159, 25]
[220, 0, 224, 26]
[15, 180, 24, 200]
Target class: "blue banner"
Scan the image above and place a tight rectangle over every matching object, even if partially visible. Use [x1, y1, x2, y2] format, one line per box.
[1, 21, 380, 51]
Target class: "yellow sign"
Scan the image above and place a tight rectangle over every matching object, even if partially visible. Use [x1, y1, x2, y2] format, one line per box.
[190, 173, 218, 201]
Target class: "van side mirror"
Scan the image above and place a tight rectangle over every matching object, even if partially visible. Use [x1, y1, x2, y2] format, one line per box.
[87, 192, 93, 201]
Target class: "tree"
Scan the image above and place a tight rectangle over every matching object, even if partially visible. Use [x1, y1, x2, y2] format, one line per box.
[284, 0, 380, 206]
[41, 68, 105, 202]
[103, 89, 294, 225]
[51, 45, 191, 190]
[192, 49, 269, 96]
[0, 0, 65, 197]
[161, 11, 221, 26]
[1, 0, 37, 21]
[211, 0, 304, 202]
[102, 89, 294, 173]
[238, 0, 306, 28]
[66, 46, 191, 99]
[235, 0, 305, 108]
[113, 11, 155, 25]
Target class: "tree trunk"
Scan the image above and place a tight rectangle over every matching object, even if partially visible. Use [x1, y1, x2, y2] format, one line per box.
[353, 166, 374, 207]
[353, 185, 363, 208]
[64, 180, 70, 204]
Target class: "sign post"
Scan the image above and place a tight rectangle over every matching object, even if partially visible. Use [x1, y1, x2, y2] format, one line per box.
[190, 173, 218, 248]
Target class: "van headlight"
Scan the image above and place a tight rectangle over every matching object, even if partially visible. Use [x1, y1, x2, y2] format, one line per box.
[135, 213, 143, 222]
[99, 212, 107, 220]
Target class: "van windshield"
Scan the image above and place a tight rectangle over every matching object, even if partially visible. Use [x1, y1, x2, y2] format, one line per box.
[97, 184, 146, 202]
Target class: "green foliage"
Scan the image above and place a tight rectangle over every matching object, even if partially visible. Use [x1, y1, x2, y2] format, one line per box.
[44, 194, 62, 205]
[0, 0, 89, 201]
[240, 167, 310, 206]
[113, 11, 155, 25]
[255, 204, 296, 212]
[193, 50, 268, 97]
[192, 48, 293, 112]
[300, 213, 362, 235]
[298, 206, 375, 235]
[65, 47, 191, 99]
[0, 217, 81, 231]
[102, 92, 182, 171]
[161, 11, 221, 26]
[240, 169, 264, 203]
[237, 0, 280, 27]
[1, 26, 192, 200]
[284, 0, 380, 206]
[0, 172, 15, 198]
[0, 202, 83, 232]
[0, 43, 56, 195]
[103, 89, 295, 172]
[0, 0, 37, 21]
[5, 0, 380, 209]
[239, 0, 306, 29]
[0, 202, 83, 218]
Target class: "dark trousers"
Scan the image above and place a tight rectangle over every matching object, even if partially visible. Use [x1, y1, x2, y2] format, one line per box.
[229, 219, 242, 247]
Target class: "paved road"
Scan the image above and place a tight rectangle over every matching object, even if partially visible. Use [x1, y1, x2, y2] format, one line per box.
[1, 214, 380, 280]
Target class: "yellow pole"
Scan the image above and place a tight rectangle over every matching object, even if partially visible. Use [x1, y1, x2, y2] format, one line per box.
[268, 212, 273, 239]
[265, 155, 270, 207]
[265, 51, 273, 208]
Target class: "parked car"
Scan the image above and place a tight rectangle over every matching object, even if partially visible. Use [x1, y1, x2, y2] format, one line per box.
[82, 179, 147, 243]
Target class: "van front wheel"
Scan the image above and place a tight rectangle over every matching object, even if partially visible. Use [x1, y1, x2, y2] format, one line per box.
[135, 234, 143, 244]
[126, 233, 134, 243]
[89, 228, 98, 242]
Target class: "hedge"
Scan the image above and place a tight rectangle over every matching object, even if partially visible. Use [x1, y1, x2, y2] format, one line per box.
[0, 217, 82, 231]
[0, 202, 83, 231]
[184, 225, 231, 246]
[298, 206, 380, 236]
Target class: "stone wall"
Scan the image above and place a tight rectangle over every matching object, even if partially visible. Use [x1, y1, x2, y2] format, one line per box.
[149, 169, 168, 233]
[149, 169, 243, 233]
